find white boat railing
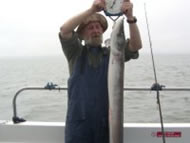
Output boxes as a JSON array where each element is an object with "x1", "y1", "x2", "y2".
[
  {"x1": 0, "y1": 82, "x2": 187, "y2": 143},
  {"x1": 12, "y1": 82, "x2": 190, "y2": 124}
]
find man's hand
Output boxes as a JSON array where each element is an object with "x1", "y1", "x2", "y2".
[
  {"x1": 121, "y1": 0, "x2": 134, "y2": 19},
  {"x1": 91, "y1": 0, "x2": 105, "y2": 13}
]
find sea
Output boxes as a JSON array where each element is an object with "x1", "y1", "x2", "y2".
[{"x1": 0, "y1": 54, "x2": 190, "y2": 123}]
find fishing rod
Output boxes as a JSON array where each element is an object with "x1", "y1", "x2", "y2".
[
  {"x1": 104, "y1": 0, "x2": 166, "y2": 142},
  {"x1": 144, "y1": 3, "x2": 166, "y2": 143}
]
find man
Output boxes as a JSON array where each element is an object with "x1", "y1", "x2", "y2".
[{"x1": 59, "y1": 0, "x2": 142, "y2": 143}]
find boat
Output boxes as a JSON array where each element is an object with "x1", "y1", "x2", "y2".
[
  {"x1": 1, "y1": 120, "x2": 190, "y2": 143},
  {"x1": 1, "y1": 83, "x2": 190, "y2": 143}
]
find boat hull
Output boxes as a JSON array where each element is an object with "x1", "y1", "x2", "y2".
[{"x1": 0, "y1": 121, "x2": 189, "y2": 143}]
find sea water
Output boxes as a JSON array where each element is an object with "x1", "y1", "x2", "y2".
[{"x1": 0, "y1": 54, "x2": 190, "y2": 123}]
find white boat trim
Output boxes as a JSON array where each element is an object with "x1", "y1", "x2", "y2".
[
  {"x1": 1, "y1": 86, "x2": 189, "y2": 143},
  {"x1": 1, "y1": 120, "x2": 190, "y2": 143}
]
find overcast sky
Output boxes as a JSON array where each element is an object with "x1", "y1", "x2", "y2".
[{"x1": 0, "y1": 0, "x2": 190, "y2": 57}]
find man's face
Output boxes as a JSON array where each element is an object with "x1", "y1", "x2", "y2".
[{"x1": 82, "y1": 21, "x2": 104, "y2": 46}]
